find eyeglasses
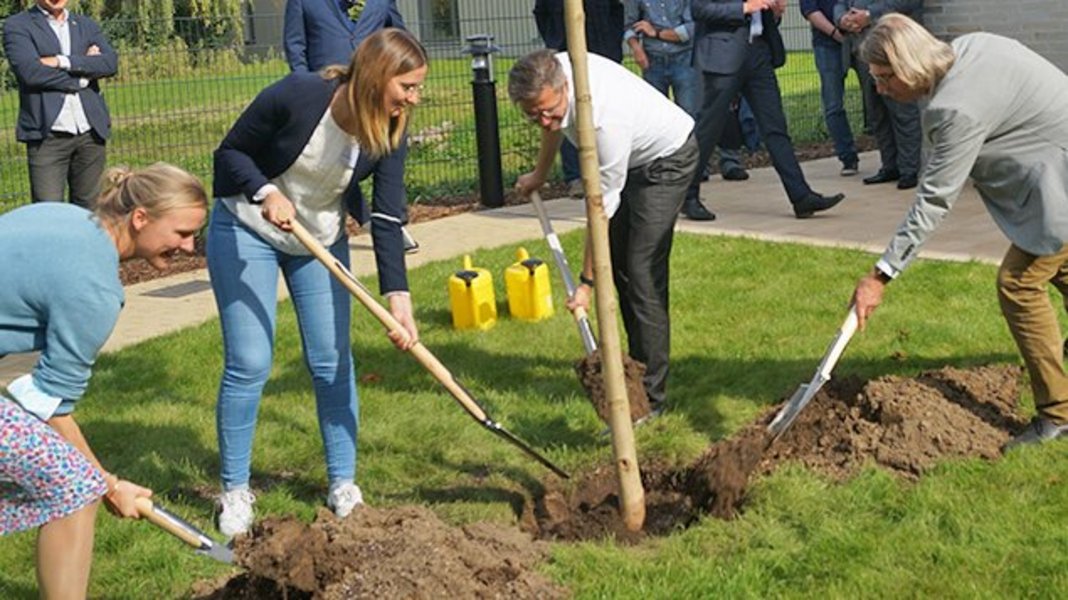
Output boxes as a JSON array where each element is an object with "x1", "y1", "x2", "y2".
[{"x1": 522, "y1": 90, "x2": 567, "y2": 124}]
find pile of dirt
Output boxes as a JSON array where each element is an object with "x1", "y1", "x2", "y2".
[
  {"x1": 574, "y1": 350, "x2": 651, "y2": 423},
  {"x1": 193, "y1": 505, "x2": 567, "y2": 600},
  {"x1": 193, "y1": 364, "x2": 1027, "y2": 596},
  {"x1": 527, "y1": 364, "x2": 1027, "y2": 542}
]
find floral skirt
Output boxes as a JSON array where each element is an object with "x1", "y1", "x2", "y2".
[{"x1": 0, "y1": 398, "x2": 107, "y2": 535}]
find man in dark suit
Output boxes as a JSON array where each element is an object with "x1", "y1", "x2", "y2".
[
  {"x1": 688, "y1": 0, "x2": 844, "y2": 219},
  {"x1": 3, "y1": 0, "x2": 117, "y2": 207},
  {"x1": 284, "y1": 0, "x2": 405, "y2": 72}
]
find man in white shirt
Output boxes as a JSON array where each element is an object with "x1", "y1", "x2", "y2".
[
  {"x1": 3, "y1": 0, "x2": 117, "y2": 207},
  {"x1": 511, "y1": 49, "x2": 697, "y2": 410}
]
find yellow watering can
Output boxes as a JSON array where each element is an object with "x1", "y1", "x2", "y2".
[
  {"x1": 504, "y1": 247, "x2": 554, "y2": 322},
  {"x1": 448, "y1": 254, "x2": 497, "y2": 330}
]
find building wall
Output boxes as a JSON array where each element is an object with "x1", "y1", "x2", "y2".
[{"x1": 919, "y1": 0, "x2": 1068, "y2": 72}]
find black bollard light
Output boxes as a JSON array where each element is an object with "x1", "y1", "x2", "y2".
[{"x1": 464, "y1": 34, "x2": 504, "y2": 208}]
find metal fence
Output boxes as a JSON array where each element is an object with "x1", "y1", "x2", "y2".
[{"x1": 0, "y1": 8, "x2": 863, "y2": 213}]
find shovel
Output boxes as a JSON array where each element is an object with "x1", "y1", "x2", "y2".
[
  {"x1": 287, "y1": 219, "x2": 570, "y2": 479},
  {"x1": 527, "y1": 191, "x2": 652, "y2": 426},
  {"x1": 529, "y1": 190, "x2": 597, "y2": 355},
  {"x1": 768, "y1": 306, "x2": 859, "y2": 441},
  {"x1": 134, "y1": 497, "x2": 233, "y2": 564}
]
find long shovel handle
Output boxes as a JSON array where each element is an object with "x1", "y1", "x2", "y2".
[
  {"x1": 288, "y1": 220, "x2": 569, "y2": 479},
  {"x1": 817, "y1": 306, "x2": 859, "y2": 380},
  {"x1": 529, "y1": 191, "x2": 598, "y2": 355}
]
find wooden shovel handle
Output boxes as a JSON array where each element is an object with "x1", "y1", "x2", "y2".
[{"x1": 287, "y1": 220, "x2": 490, "y2": 423}]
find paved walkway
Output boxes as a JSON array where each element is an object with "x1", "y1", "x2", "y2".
[{"x1": 0, "y1": 151, "x2": 1005, "y2": 386}]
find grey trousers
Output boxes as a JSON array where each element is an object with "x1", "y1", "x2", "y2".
[
  {"x1": 609, "y1": 134, "x2": 698, "y2": 405},
  {"x1": 26, "y1": 132, "x2": 106, "y2": 208},
  {"x1": 856, "y1": 59, "x2": 920, "y2": 177}
]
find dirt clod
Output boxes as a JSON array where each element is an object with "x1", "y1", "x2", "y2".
[{"x1": 575, "y1": 350, "x2": 651, "y2": 423}]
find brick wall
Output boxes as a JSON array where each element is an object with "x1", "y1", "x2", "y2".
[{"x1": 922, "y1": 0, "x2": 1068, "y2": 72}]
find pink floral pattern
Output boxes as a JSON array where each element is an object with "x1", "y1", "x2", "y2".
[{"x1": 0, "y1": 399, "x2": 107, "y2": 535}]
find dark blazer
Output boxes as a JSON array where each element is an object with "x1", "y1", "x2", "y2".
[
  {"x1": 213, "y1": 72, "x2": 409, "y2": 293},
  {"x1": 533, "y1": 0, "x2": 624, "y2": 62},
  {"x1": 284, "y1": 0, "x2": 405, "y2": 72},
  {"x1": 691, "y1": 1, "x2": 785, "y2": 75},
  {"x1": 2, "y1": 8, "x2": 117, "y2": 142}
]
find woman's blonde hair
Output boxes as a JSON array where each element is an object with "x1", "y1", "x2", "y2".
[
  {"x1": 93, "y1": 163, "x2": 207, "y2": 226},
  {"x1": 323, "y1": 28, "x2": 428, "y2": 157},
  {"x1": 859, "y1": 13, "x2": 955, "y2": 92}
]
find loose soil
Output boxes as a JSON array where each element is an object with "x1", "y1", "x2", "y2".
[
  {"x1": 196, "y1": 364, "x2": 1029, "y2": 598},
  {"x1": 525, "y1": 364, "x2": 1027, "y2": 542},
  {"x1": 192, "y1": 506, "x2": 567, "y2": 600},
  {"x1": 575, "y1": 349, "x2": 651, "y2": 423}
]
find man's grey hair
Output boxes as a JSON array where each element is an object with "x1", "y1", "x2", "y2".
[{"x1": 508, "y1": 49, "x2": 567, "y2": 104}]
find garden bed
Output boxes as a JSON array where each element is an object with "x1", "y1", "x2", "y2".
[{"x1": 194, "y1": 363, "x2": 1026, "y2": 598}]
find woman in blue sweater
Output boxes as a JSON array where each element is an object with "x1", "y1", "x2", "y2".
[
  {"x1": 209, "y1": 28, "x2": 427, "y2": 536},
  {"x1": 0, "y1": 163, "x2": 208, "y2": 598}
]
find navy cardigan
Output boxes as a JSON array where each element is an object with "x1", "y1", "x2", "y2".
[{"x1": 213, "y1": 72, "x2": 409, "y2": 293}]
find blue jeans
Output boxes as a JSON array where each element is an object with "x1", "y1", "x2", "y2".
[
  {"x1": 642, "y1": 50, "x2": 701, "y2": 118},
  {"x1": 643, "y1": 50, "x2": 742, "y2": 171},
  {"x1": 813, "y1": 41, "x2": 858, "y2": 166},
  {"x1": 207, "y1": 202, "x2": 358, "y2": 489}
]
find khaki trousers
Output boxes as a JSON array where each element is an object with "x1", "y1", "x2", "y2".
[{"x1": 997, "y1": 243, "x2": 1068, "y2": 424}]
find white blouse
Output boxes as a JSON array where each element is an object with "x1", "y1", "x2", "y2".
[{"x1": 221, "y1": 107, "x2": 359, "y2": 255}]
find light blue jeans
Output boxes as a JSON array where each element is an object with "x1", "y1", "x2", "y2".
[{"x1": 207, "y1": 202, "x2": 358, "y2": 490}]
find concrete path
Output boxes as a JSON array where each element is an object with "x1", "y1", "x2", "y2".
[{"x1": 0, "y1": 151, "x2": 1005, "y2": 386}]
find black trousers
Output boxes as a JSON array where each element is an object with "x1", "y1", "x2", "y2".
[
  {"x1": 688, "y1": 38, "x2": 811, "y2": 204},
  {"x1": 610, "y1": 134, "x2": 698, "y2": 405}
]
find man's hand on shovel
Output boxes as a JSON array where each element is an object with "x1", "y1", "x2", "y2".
[
  {"x1": 566, "y1": 280, "x2": 592, "y2": 314},
  {"x1": 851, "y1": 269, "x2": 888, "y2": 330}
]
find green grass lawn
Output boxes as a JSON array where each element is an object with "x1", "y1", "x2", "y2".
[{"x1": 3, "y1": 231, "x2": 1067, "y2": 598}]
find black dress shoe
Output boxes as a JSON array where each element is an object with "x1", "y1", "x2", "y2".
[
  {"x1": 793, "y1": 192, "x2": 845, "y2": 219},
  {"x1": 863, "y1": 169, "x2": 900, "y2": 185},
  {"x1": 896, "y1": 174, "x2": 918, "y2": 189},
  {"x1": 722, "y1": 166, "x2": 750, "y2": 181},
  {"x1": 683, "y1": 198, "x2": 716, "y2": 221}
]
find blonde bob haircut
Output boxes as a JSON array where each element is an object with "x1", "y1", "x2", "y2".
[
  {"x1": 859, "y1": 13, "x2": 955, "y2": 93},
  {"x1": 94, "y1": 162, "x2": 207, "y2": 227},
  {"x1": 323, "y1": 28, "x2": 428, "y2": 158}
]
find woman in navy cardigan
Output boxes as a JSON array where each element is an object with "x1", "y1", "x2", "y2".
[{"x1": 207, "y1": 28, "x2": 427, "y2": 536}]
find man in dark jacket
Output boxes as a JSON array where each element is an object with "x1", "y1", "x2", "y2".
[
  {"x1": 3, "y1": 0, "x2": 117, "y2": 207},
  {"x1": 688, "y1": 0, "x2": 844, "y2": 219}
]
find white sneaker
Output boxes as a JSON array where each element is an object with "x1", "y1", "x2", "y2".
[
  {"x1": 217, "y1": 488, "x2": 256, "y2": 537},
  {"x1": 327, "y1": 482, "x2": 364, "y2": 518}
]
